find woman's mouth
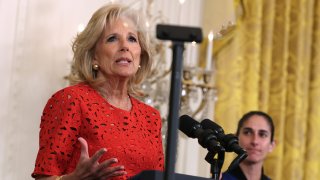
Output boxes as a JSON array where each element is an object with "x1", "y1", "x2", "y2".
[{"x1": 115, "y1": 58, "x2": 132, "y2": 64}]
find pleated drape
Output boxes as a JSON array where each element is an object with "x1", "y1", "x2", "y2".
[{"x1": 209, "y1": 0, "x2": 320, "y2": 179}]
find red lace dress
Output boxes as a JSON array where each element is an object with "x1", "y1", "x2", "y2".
[{"x1": 32, "y1": 83, "x2": 164, "y2": 179}]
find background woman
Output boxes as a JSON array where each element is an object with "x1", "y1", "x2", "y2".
[{"x1": 222, "y1": 111, "x2": 276, "y2": 180}]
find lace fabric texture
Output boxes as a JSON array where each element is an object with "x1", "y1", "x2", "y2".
[{"x1": 32, "y1": 83, "x2": 164, "y2": 180}]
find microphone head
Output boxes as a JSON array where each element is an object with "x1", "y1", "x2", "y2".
[
  {"x1": 179, "y1": 115, "x2": 201, "y2": 138},
  {"x1": 223, "y1": 134, "x2": 247, "y2": 154},
  {"x1": 200, "y1": 119, "x2": 225, "y2": 134}
]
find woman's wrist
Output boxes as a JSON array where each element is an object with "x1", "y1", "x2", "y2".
[
  {"x1": 56, "y1": 172, "x2": 78, "y2": 180},
  {"x1": 56, "y1": 175, "x2": 65, "y2": 180}
]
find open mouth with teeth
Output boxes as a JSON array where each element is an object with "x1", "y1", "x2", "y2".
[{"x1": 115, "y1": 58, "x2": 132, "y2": 64}]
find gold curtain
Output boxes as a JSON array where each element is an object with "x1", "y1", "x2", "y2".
[{"x1": 212, "y1": 0, "x2": 320, "y2": 179}]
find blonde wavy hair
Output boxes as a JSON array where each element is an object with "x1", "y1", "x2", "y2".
[{"x1": 69, "y1": 3, "x2": 152, "y2": 96}]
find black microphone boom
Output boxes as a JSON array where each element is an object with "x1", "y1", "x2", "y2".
[
  {"x1": 200, "y1": 119, "x2": 248, "y2": 172},
  {"x1": 179, "y1": 115, "x2": 224, "y2": 153},
  {"x1": 200, "y1": 119, "x2": 247, "y2": 155}
]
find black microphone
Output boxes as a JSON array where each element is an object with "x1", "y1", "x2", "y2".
[
  {"x1": 200, "y1": 119, "x2": 246, "y2": 155},
  {"x1": 179, "y1": 115, "x2": 225, "y2": 153}
]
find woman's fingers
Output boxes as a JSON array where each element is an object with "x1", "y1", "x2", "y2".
[
  {"x1": 104, "y1": 168, "x2": 127, "y2": 178},
  {"x1": 76, "y1": 137, "x2": 126, "y2": 179},
  {"x1": 97, "y1": 160, "x2": 127, "y2": 178},
  {"x1": 78, "y1": 137, "x2": 107, "y2": 166},
  {"x1": 89, "y1": 147, "x2": 107, "y2": 165},
  {"x1": 78, "y1": 137, "x2": 89, "y2": 159},
  {"x1": 87, "y1": 159, "x2": 126, "y2": 179},
  {"x1": 96, "y1": 158, "x2": 120, "y2": 172}
]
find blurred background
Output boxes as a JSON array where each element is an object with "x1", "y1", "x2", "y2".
[{"x1": 1, "y1": 0, "x2": 320, "y2": 179}]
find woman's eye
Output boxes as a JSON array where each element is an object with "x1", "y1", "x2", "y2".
[
  {"x1": 106, "y1": 36, "x2": 117, "y2": 42},
  {"x1": 128, "y1": 36, "x2": 137, "y2": 42},
  {"x1": 260, "y1": 133, "x2": 268, "y2": 138}
]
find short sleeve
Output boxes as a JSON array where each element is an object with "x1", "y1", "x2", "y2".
[
  {"x1": 32, "y1": 88, "x2": 82, "y2": 177},
  {"x1": 151, "y1": 109, "x2": 164, "y2": 170}
]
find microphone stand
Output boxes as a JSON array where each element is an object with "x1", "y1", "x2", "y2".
[
  {"x1": 226, "y1": 152, "x2": 248, "y2": 173},
  {"x1": 164, "y1": 41, "x2": 185, "y2": 180},
  {"x1": 156, "y1": 24, "x2": 202, "y2": 180},
  {"x1": 205, "y1": 151, "x2": 225, "y2": 180}
]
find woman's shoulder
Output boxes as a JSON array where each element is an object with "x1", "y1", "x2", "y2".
[
  {"x1": 56, "y1": 83, "x2": 92, "y2": 93},
  {"x1": 131, "y1": 97, "x2": 160, "y2": 113},
  {"x1": 221, "y1": 172, "x2": 239, "y2": 180},
  {"x1": 50, "y1": 83, "x2": 95, "y2": 99}
]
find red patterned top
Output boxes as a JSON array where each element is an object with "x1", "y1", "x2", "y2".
[{"x1": 32, "y1": 83, "x2": 164, "y2": 179}]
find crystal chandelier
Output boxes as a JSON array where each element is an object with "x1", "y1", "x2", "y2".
[{"x1": 138, "y1": 1, "x2": 220, "y2": 142}]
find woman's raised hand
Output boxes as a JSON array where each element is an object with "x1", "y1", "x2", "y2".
[{"x1": 67, "y1": 137, "x2": 127, "y2": 180}]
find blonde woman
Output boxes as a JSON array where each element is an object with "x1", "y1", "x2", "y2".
[{"x1": 32, "y1": 3, "x2": 164, "y2": 180}]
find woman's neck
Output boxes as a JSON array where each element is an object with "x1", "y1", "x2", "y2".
[
  {"x1": 239, "y1": 161, "x2": 263, "y2": 180},
  {"x1": 102, "y1": 77, "x2": 128, "y2": 95},
  {"x1": 100, "y1": 79, "x2": 131, "y2": 111}
]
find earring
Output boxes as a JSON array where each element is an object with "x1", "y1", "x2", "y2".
[
  {"x1": 93, "y1": 64, "x2": 99, "y2": 70},
  {"x1": 138, "y1": 65, "x2": 141, "y2": 69}
]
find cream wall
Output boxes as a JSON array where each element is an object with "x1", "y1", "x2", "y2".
[{"x1": 0, "y1": 0, "x2": 234, "y2": 179}]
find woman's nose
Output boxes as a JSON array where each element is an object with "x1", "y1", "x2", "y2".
[
  {"x1": 251, "y1": 134, "x2": 259, "y2": 145},
  {"x1": 120, "y1": 44, "x2": 129, "y2": 51},
  {"x1": 119, "y1": 39, "x2": 129, "y2": 51},
  {"x1": 120, "y1": 46, "x2": 129, "y2": 52}
]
